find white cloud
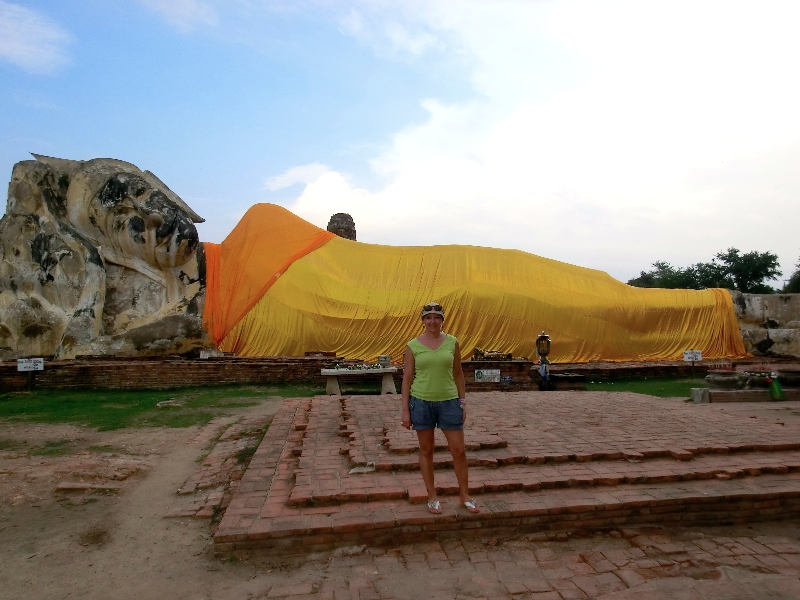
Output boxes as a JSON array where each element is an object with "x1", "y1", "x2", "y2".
[
  {"x1": 139, "y1": 0, "x2": 218, "y2": 32},
  {"x1": 0, "y1": 1, "x2": 71, "y2": 74},
  {"x1": 264, "y1": 163, "x2": 331, "y2": 191},
  {"x1": 384, "y1": 22, "x2": 436, "y2": 56},
  {"x1": 338, "y1": 8, "x2": 364, "y2": 36},
  {"x1": 281, "y1": 0, "x2": 800, "y2": 282},
  {"x1": 335, "y1": 2, "x2": 441, "y2": 61}
]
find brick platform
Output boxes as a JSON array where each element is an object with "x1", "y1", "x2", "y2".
[{"x1": 214, "y1": 392, "x2": 800, "y2": 555}]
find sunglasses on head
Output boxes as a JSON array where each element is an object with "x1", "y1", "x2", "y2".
[{"x1": 422, "y1": 304, "x2": 443, "y2": 312}]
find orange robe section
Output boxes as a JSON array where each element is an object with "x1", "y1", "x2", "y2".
[{"x1": 201, "y1": 204, "x2": 334, "y2": 345}]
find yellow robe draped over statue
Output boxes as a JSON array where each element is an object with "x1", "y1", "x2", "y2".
[{"x1": 202, "y1": 204, "x2": 747, "y2": 363}]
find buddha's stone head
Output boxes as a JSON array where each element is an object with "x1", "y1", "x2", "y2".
[
  {"x1": 57, "y1": 157, "x2": 203, "y2": 269},
  {"x1": 0, "y1": 155, "x2": 208, "y2": 359}
]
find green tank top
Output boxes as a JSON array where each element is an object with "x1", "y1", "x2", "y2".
[{"x1": 408, "y1": 334, "x2": 459, "y2": 401}]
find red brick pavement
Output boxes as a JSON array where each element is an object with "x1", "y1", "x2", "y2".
[
  {"x1": 215, "y1": 393, "x2": 800, "y2": 555},
  {"x1": 179, "y1": 413, "x2": 273, "y2": 495},
  {"x1": 236, "y1": 526, "x2": 800, "y2": 599},
  {"x1": 164, "y1": 413, "x2": 273, "y2": 519}
]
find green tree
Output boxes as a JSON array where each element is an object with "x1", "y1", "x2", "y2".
[
  {"x1": 627, "y1": 248, "x2": 781, "y2": 293},
  {"x1": 784, "y1": 255, "x2": 800, "y2": 293},
  {"x1": 627, "y1": 261, "x2": 698, "y2": 289},
  {"x1": 713, "y1": 248, "x2": 781, "y2": 293}
]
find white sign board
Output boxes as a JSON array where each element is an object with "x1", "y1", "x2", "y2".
[
  {"x1": 475, "y1": 369, "x2": 501, "y2": 383},
  {"x1": 683, "y1": 350, "x2": 702, "y2": 362},
  {"x1": 17, "y1": 358, "x2": 44, "y2": 372}
]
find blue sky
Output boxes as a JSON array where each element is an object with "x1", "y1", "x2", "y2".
[{"x1": 2, "y1": 0, "x2": 799, "y2": 285}]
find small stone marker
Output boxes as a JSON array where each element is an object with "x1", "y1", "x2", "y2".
[{"x1": 475, "y1": 369, "x2": 501, "y2": 383}]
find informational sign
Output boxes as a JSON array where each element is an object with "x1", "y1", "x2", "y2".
[
  {"x1": 475, "y1": 369, "x2": 501, "y2": 383},
  {"x1": 17, "y1": 358, "x2": 44, "y2": 372},
  {"x1": 500, "y1": 375, "x2": 513, "y2": 383},
  {"x1": 683, "y1": 350, "x2": 702, "y2": 362}
]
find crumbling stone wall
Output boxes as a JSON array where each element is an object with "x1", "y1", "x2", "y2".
[{"x1": 731, "y1": 291, "x2": 800, "y2": 357}]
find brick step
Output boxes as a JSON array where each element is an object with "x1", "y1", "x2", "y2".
[
  {"x1": 347, "y1": 440, "x2": 800, "y2": 470},
  {"x1": 214, "y1": 473, "x2": 800, "y2": 555},
  {"x1": 288, "y1": 451, "x2": 800, "y2": 506}
]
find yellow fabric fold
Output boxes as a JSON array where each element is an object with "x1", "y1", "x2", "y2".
[{"x1": 213, "y1": 206, "x2": 747, "y2": 362}]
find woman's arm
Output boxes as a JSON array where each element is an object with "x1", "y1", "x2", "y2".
[
  {"x1": 453, "y1": 340, "x2": 466, "y2": 399},
  {"x1": 453, "y1": 341, "x2": 466, "y2": 422},
  {"x1": 401, "y1": 346, "x2": 414, "y2": 429}
]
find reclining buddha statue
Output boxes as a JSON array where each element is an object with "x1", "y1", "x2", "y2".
[{"x1": 0, "y1": 155, "x2": 747, "y2": 362}]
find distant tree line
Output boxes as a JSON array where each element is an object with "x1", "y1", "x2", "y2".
[
  {"x1": 627, "y1": 248, "x2": 800, "y2": 294},
  {"x1": 786, "y1": 257, "x2": 800, "y2": 293}
]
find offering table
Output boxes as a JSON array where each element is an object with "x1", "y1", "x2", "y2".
[{"x1": 321, "y1": 367, "x2": 398, "y2": 395}]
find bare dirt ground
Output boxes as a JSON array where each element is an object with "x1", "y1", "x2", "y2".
[
  {"x1": 1, "y1": 396, "x2": 800, "y2": 599},
  {"x1": 0, "y1": 398, "x2": 285, "y2": 600}
]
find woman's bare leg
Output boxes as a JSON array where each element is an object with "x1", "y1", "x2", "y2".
[
  {"x1": 416, "y1": 429, "x2": 437, "y2": 500},
  {"x1": 442, "y1": 429, "x2": 471, "y2": 502}
]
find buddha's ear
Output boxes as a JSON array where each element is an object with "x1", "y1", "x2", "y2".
[
  {"x1": 31, "y1": 154, "x2": 84, "y2": 176},
  {"x1": 142, "y1": 170, "x2": 205, "y2": 224}
]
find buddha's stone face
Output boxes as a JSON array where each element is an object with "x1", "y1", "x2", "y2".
[{"x1": 68, "y1": 171, "x2": 199, "y2": 269}]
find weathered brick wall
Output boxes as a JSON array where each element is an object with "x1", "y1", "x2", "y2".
[
  {"x1": 5, "y1": 355, "x2": 797, "y2": 393},
  {"x1": 0, "y1": 356, "x2": 535, "y2": 392},
  {"x1": 547, "y1": 358, "x2": 800, "y2": 380},
  {"x1": 0, "y1": 356, "x2": 350, "y2": 393},
  {"x1": 0, "y1": 357, "x2": 539, "y2": 393}
]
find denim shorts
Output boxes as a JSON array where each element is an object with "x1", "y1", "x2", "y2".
[{"x1": 409, "y1": 396, "x2": 463, "y2": 431}]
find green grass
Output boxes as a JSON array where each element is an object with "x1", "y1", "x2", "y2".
[
  {"x1": 0, "y1": 438, "x2": 25, "y2": 451},
  {"x1": 235, "y1": 444, "x2": 259, "y2": 464},
  {"x1": 30, "y1": 439, "x2": 73, "y2": 456},
  {"x1": 87, "y1": 444, "x2": 128, "y2": 454},
  {"x1": 584, "y1": 376, "x2": 708, "y2": 398},
  {"x1": 0, "y1": 377, "x2": 710, "y2": 430},
  {"x1": 0, "y1": 382, "x2": 325, "y2": 431}
]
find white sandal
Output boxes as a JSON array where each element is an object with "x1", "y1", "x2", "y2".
[
  {"x1": 464, "y1": 500, "x2": 479, "y2": 513},
  {"x1": 427, "y1": 499, "x2": 442, "y2": 514}
]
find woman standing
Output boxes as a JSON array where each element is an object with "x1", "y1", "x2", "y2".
[{"x1": 401, "y1": 302, "x2": 479, "y2": 514}]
